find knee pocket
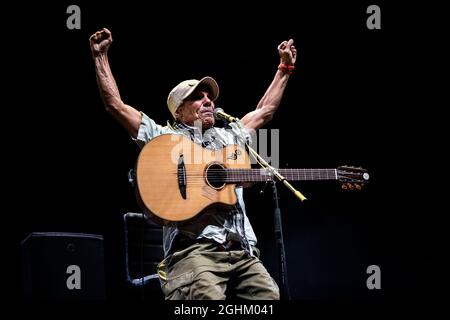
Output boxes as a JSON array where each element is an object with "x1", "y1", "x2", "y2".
[
  {"x1": 166, "y1": 283, "x2": 192, "y2": 300},
  {"x1": 161, "y1": 270, "x2": 194, "y2": 300},
  {"x1": 163, "y1": 271, "x2": 225, "y2": 300}
]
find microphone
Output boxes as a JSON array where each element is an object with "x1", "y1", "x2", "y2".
[{"x1": 213, "y1": 108, "x2": 238, "y2": 122}]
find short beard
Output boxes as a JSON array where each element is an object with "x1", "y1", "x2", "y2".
[{"x1": 202, "y1": 117, "x2": 215, "y2": 130}]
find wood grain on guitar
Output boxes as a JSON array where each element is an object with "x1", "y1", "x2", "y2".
[{"x1": 135, "y1": 134, "x2": 369, "y2": 225}]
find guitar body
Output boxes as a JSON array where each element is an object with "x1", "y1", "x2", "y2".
[
  {"x1": 135, "y1": 134, "x2": 250, "y2": 225},
  {"x1": 135, "y1": 134, "x2": 369, "y2": 225}
]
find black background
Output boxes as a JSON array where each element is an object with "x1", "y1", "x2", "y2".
[{"x1": 4, "y1": 0, "x2": 448, "y2": 314}]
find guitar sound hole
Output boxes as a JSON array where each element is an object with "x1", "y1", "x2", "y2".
[{"x1": 206, "y1": 164, "x2": 226, "y2": 189}]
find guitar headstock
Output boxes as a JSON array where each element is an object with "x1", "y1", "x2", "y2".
[{"x1": 337, "y1": 166, "x2": 370, "y2": 190}]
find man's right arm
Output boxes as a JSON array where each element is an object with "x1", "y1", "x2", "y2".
[{"x1": 90, "y1": 28, "x2": 141, "y2": 138}]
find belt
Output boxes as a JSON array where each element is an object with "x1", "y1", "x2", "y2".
[{"x1": 171, "y1": 237, "x2": 241, "y2": 253}]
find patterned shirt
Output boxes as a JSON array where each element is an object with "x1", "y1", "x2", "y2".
[{"x1": 133, "y1": 112, "x2": 257, "y2": 257}]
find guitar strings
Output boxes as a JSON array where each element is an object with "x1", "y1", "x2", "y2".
[
  {"x1": 147, "y1": 168, "x2": 356, "y2": 185},
  {"x1": 166, "y1": 171, "x2": 338, "y2": 185}
]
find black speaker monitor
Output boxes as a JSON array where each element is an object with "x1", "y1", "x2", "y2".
[{"x1": 21, "y1": 232, "x2": 106, "y2": 300}]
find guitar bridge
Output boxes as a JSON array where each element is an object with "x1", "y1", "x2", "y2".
[{"x1": 177, "y1": 154, "x2": 187, "y2": 199}]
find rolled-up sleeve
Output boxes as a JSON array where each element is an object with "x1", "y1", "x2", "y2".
[{"x1": 132, "y1": 112, "x2": 165, "y2": 149}]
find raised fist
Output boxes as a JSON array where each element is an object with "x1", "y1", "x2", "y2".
[
  {"x1": 89, "y1": 28, "x2": 113, "y2": 57},
  {"x1": 277, "y1": 39, "x2": 297, "y2": 65}
]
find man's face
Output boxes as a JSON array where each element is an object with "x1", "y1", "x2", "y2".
[{"x1": 176, "y1": 88, "x2": 215, "y2": 129}]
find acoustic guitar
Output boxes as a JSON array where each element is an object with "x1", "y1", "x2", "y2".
[{"x1": 135, "y1": 134, "x2": 369, "y2": 225}]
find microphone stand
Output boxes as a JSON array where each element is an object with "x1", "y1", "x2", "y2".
[
  {"x1": 271, "y1": 180, "x2": 291, "y2": 300},
  {"x1": 230, "y1": 118, "x2": 306, "y2": 300}
]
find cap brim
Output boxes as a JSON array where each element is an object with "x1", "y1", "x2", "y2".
[
  {"x1": 183, "y1": 76, "x2": 219, "y2": 102},
  {"x1": 198, "y1": 76, "x2": 219, "y2": 101}
]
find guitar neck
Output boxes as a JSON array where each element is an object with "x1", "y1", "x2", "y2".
[{"x1": 225, "y1": 168, "x2": 337, "y2": 183}]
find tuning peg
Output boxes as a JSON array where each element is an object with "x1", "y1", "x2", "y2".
[
  {"x1": 341, "y1": 184, "x2": 348, "y2": 190},
  {"x1": 348, "y1": 184, "x2": 355, "y2": 190},
  {"x1": 355, "y1": 184, "x2": 362, "y2": 190}
]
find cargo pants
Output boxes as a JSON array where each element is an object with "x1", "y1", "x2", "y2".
[{"x1": 157, "y1": 241, "x2": 280, "y2": 300}]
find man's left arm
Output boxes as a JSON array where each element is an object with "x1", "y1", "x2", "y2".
[{"x1": 241, "y1": 39, "x2": 297, "y2": 131}]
